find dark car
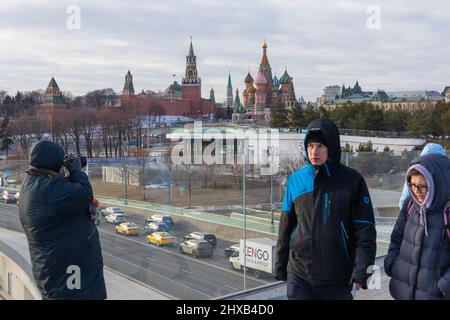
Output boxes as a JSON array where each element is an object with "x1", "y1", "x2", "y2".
[
  {"x1": 184, "y1": 232, "x2": 217, "y2": 248},
  {"x1": 1, "y1": 193, "x2": 17, "y2": 204},
  {"x1": 178, "y1": 239, "x2": 213, "y2": 258},
  {"x1": 144, "y1": 221, "x2": 169, "y2": 234}
]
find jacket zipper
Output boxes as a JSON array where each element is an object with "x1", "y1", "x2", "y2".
[{"x1": 340, "y1": 221, "x2": 352, "y2": 266}]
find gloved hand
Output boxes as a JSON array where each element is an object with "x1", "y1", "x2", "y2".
[{"x1": 66, "y1": 156, "x2": 82, "y2": 173}]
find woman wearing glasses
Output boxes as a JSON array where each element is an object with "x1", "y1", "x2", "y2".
[{"x1": 384, "y1": 152, "x2": 450, "y2": 300}]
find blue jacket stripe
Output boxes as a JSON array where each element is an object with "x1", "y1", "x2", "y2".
[
  {"x1": 340, "y1": 222, "x2": 352, "y2": 265},
  {"x1": 324, "y1": 163, "x2": 331, "y2": 177},
  {"x1": 353, "y1": 219, "x2": 375, "y2": 225}
]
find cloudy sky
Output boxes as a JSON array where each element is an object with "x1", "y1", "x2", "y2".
[{"x1": 0, "y1": 0, "x2": 449, "y2": 102}]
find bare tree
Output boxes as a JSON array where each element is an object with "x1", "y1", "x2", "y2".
[
  {"x1": 66, "y1": 108, "x2": 84, "y2": 155},
  {"x1": 52, "y1": 113, "x2": 71, "y2": 153},
  {"x1": 79, "y1": 108, "x2": 98, "y2": 158},
  {"x1": 10, "y1": 110, "x2": 45, "y2": 156}
]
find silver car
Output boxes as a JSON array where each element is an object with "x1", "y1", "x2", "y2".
[
  {"x1": 178, "y1": 239, "x2": 213, "y2": 258},
  {"x1": 105, "y1": 213, "x2": 126, "y2": 224}
]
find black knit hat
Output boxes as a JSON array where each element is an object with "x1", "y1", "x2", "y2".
[
  {"x1": 306, "y1": 131, "x2": 327, "y2": 148},
  {"x1": 30, "y1": 140, "x2": 65, "y2": 172}
]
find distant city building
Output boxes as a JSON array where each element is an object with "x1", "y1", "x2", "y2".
[
  {"x1": 319, "y1": 81, "x2": 444, "y2": 110},
  {"x1": 120, "y1": 39, "x2": 214, "y2": 118},
  {"x1": 442, "y1": 86, "x2": 450, "y2": 103},
  {"x1": 319, "y1": 85, "x2": 341, "y2": 105},
  {"x1": 233, "y1": 42, "x2": 300, "y2": 124}
]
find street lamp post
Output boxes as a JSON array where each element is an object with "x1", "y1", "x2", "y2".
[
  {"x1": 168, "y1": 168, "x2": 172, "y2": 205},
  {"x1": 242, "y1": 140, "x2": 248, "y2": 291},
  {"x1": 268, "y1": 146, "x2": 276, "y2": 226},
  {"x1": 188, "y1": 164, "x2": 192, "y2": 209},
  {"x1": 123, "y1": 137, "x2": 128, "y2": 205}
]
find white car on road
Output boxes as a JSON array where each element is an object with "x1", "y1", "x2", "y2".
[
  {"x1": 105, "y1": 212, "x2": 127, "y2": 224},
  {"x1": 101, "y1": 207, "x2": 124, "y2": 217}
]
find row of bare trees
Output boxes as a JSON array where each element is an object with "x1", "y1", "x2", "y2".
[{"x1": 4, "y1": 102, "x2": 166, "y2": 158}]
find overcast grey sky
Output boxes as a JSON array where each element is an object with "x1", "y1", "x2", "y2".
[{"x1": 0, "y1": 0, "x2": 449, "y2": 102}]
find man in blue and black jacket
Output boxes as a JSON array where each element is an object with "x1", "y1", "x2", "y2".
[{"x1": 275, "y1": 118, "x2": 377, "y2": 300}]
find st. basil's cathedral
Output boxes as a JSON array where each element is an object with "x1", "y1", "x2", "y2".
[{"x1": 232, "y1": 42, "x2": 299, "y2": 123}]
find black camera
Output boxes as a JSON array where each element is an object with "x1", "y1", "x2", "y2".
[{"x1": 63, "y1": 154, "x2": 87, "y2": 169}]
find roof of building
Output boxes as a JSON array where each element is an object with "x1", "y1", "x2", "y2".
[
  {"x1": 227, "y1": 74, "x2": 232, "y2": 88},
  {"x1": 47, "y1": 77, "x2": 59, "y2": 89},
  {"x1": 371, "y1": 90, "x2": 390, "y2": 102},
  {"x1": 254, "y1": 71, "x2": 267, "y2": 85},
  {"x1": 244, "y1": 72, "x2": 254, "y2": 84},
  {"x1": 279, "y1": 69, "x2": 292, "y2": 85},
  {"x1": 260, "y1": 42, "x2": 269, "y2": 66},
  {"x1": 387, "y1": 91, "x2": 441, "y2": 98},
  {"x1": 273, "y1": 75, "x2": 280, "y2": 87},
  {"x1": 188, "y1": 39, "x2": 195, "y2": 57},
  {"x1": 247, "y1": 85, "x2": 256, "y2": 93},
  {"x1": 162, "y1": 81, "x2": 183, "y2": 97}
]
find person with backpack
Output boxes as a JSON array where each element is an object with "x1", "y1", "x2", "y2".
[{"x1": 384, "y1": 153, "x2": 450, "y2": 300}]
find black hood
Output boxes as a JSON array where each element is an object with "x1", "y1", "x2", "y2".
[
  {"x1": 304, "y1": 118, "x2": 341, "y2": 166},
  {"x1": 29, "y1": 140, "x2": 65, "y2": 172},
  {"x1": 409, "y1": 153, "x2": 450, "y2": 211}
]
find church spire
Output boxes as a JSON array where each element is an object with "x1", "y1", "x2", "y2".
[
  {"x1": 234, "y1": 88, "x2": 241, "y2": 105},
  {"x1": 260, "y1": 41, "x2": 270, "y2": 67},
  {"x1": 123, "y1": 70, "x2": 135, "y2": 96},
  {"x1": 188, "y1": 36, "x2": 195, "y2": 57},
  {"x1": 226, "y1": 73, "x2": 233, "y2": 108},
  {"x1": 209, "y1": 88, "x2": 215, "y2": 103},
  {"x1": 182, "y1": 38, "x2": 200, "y2": 85}
]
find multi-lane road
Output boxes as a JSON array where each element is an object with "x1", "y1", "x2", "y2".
[{"x1": 0, "y1": 202, "x2": 274, "y2": 299}]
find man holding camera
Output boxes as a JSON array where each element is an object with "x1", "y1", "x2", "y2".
[{"x1": 19, "y1": 140, "x2": 107, "y2": 300}]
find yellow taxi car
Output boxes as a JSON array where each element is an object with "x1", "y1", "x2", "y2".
[
  {"x1": 115, "y1": 222, "x2": 140, "y2": 236},
  {"x1": 146, "y1": 232, "x2": 175, "y2": 246}
]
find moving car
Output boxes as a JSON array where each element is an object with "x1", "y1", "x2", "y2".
[
  {"x1": 101, "y1": 207, "x2": 124, "y2": 217},
  {"x1": 146, "y1": 232, "x2": 175, "y2": 246},
  {"x1": 105, "y1": 212, "x2": 127, "y2": 224},
  {"x1": 116, "y1": 222, "x2": 140, "y2": 236},
  {"x1": 178, "y1": 239, "x2": 213, "y2": 258},
  {"x1": 149, "y1": 214, "x2": 174, "y2": 229},
  {"x1": 224, "y1": 243, "x2": 240, "y2": 258},
  {"x1": 184, "y1": 232, "x2": 217, "y2": 248},
  {"x1": 1, "y1": 192, "x2": 17, "y2": 204},
  {"x1": 144, "y1": 221, "x2": 169, "y2": 234}
]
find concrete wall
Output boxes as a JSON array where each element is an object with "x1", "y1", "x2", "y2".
[
  {"x1": 0, "y1": 240, "x2": 41, "y2": 300},
  {"x1": 102, "y1": 166, "x2": 141, "y2": 186}
]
